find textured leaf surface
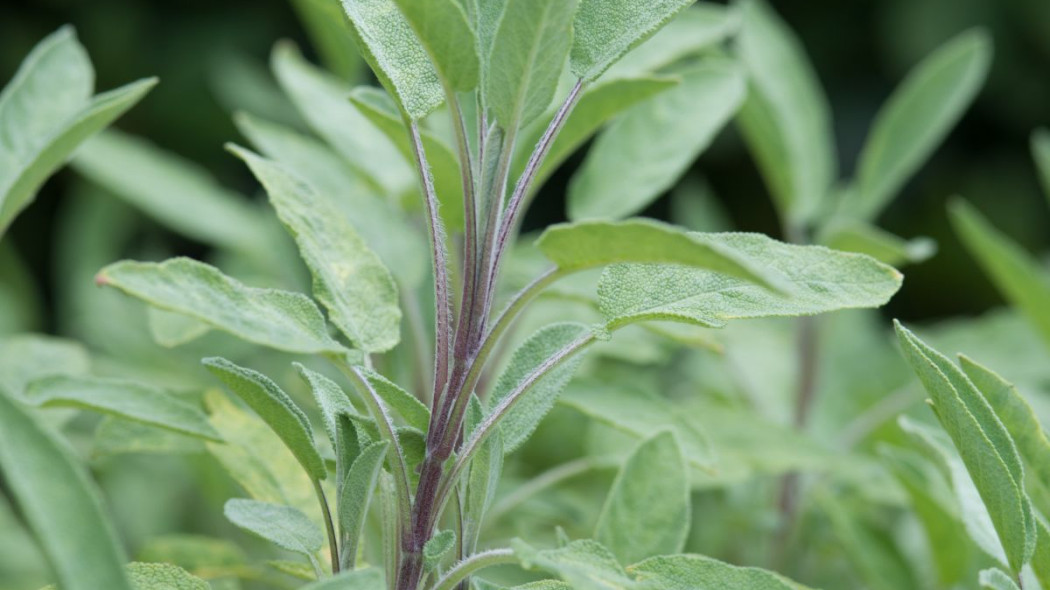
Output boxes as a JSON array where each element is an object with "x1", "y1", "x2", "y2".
[
  {"x1": 568, "y1": 61, "x2": 744, "y2": 221},
  {"x1": 126, "y1": 562, "x2": 209, "y2": 590},
  {"x1": 979, "y1": 569, "x2": 1021, "y2": 590},
  {"x1": 463, "y1": 395, "x2": 503, "y2": 550},
  {"x1": 393, "y1": 0, "x2": 478, "y2": 91},
  {"x1": 0, "y1": 393, "x2": 132, "y2": 590},
  {"x1": 98, "y1": 257, "x2": 344, "y2": 354},
  {"x1": 571, "y1": 0, "x2": 694, "y2": 81},
  {"x1": 93, "y1": 417, "x2": 205, "y2": 457},
  {"x1": 821, "y1": 221, "x2": 936, "y2": 267},
  {"x1": 26, "y1": 375, "x2": 220, "y2": 441},
  {"x1": 224, "y1": 499, "x2": 324, "y2": 558},
  {"x1": 630, "y1": 554, "x2": 813, "y2": 589},
  {"x1": 594, "y1": 431, "x2": 689, "y2": 564},
  {"x1": 360, "y1": 368, "x2": 430, "y2": 431},
  {"x1": 512, "y1": 539, "x2": 637, "y2": 590},
  {"x1": 847, "y1": 30, "x2": 991, "y2": 220},
  {"x1": 147, "y1": 308, "x2": 211, "y2": 348},
  {"x1": 599, "y1": 233, "x2": 902, "y2": 329},
  {"x1": 295, "y1": 364, "x2": 360, "y2": 450},
  {"x1": 300, "y1": 568, "x2": 384, "y2": 589},
  {"x1": 338, "y1": 441, "x2": 388, "y2": 568},
  {"x1": 204, "y1": 357, "x2": 327, "y2": 481},
  {"x1": 0, "y1": 334, "x2": 89, "y2": 401},
  {"x1": 423, "y1": 529, "x2": 455, "y2": 571}
]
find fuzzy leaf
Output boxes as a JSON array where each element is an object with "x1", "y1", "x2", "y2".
[
  {"x1": 846, "y1": 30, "x2": 991, "y2": 220},
  {"x1": 0, "y1": 393, "x2": 132, "y2": 590},
  {"x1": 393, "y1": 0, "x2": 479, "y2": 91},
  {"x1": 300, "y1": 568, "x2": 384, "y2": 589},
  {"x1": 1034, "y1": 129, "x2": 1050, "y2": 205},
  {"x1": 360, "y1": 368, "x2": 430, "y2": 431},
  {"x1": 290, "y1": 0, "x2": 364, "y2": 80},
  {"x1": 338, "y1": 441, "x2": 388, "y2": 569},
  {"x1": 295, "y1": 364, "x2": 361, "y2": 450},
  {"x1": 93, "y1": 417, "x2": 205, "y2": 457},
  {"x1": 979, "y1": 569, "x2": 1021, "y2": 590},
  {"x1": 595, "y1": 431, "x2": 689, "y2": 564},
  {"x1": 340, "y1": 0, "x2": 445, "y2": 119},
  {"x1": 147, "y1": 308, "x2": 211, "y2": 348},
  {"x1": 599, "y1": 233, "x2": 902, "y2": 330},
  {"x1": 568, "y1": 61, "x2": 744, "y2": 221},
  {"x1": 735, "y1": 0, "x2": 835, "y2": 224},
  {"x1": 512, "y1": 539, "x2": 637, "y2": 590},
  {"x1": 98, "y1": 257, "x2": 345, "y2": 354},
  {"x1": 463, "y1": 395, "x2": 503, "y2": 551},
  {"x1": 25, "y1": 376, "x2": 221, "y2": 441},
  {"x1": 224, "y1": 499, "x2": 324, "y2": 559},
  {"x1": 571, "y1": 0, "x2": 695, "y2": 81},
  {"x1": 204, "y1": 357, "x2": 327, "y2": 481},
  {"x1": 0, "y1": 334, "x2": 89, "y2": 401},
  {"x1": 125, "y1": 562, "x2": 209, "y2": 590},
  {"x1": 486, "y1": 0, "x2": 577, "y2": 130},
  {"x1": 423, "y1": 529, "x2": 456, "y2": 572},
  {"x1": 629, "y1": 554, "x2": 814, "y2": 589},
  {"x1": 821, "y1": 221, "x2": 936, "y2": 267}
]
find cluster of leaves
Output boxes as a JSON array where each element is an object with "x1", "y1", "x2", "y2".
[{"x1": 1, "y1": 1, "x2": 1048, "y2": 590}]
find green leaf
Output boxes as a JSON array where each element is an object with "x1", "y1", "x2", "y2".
[
  {"x1": 125, "y1": 562, "x2": 209, "y2": 590},
  {"x1": 204, "y1": 357, "x2": 327, "y2": 481},
  {"x1": 820, "y1": 221, "x2": 936, "y2": 267},
  {"x1": 486, "y1": 0, "x2": 577, "y2": 131},
  {"x1": 72, "y1": 131, "x2": 269, "y2": 252},
  {"x1": 599, "y1": 233, "x2": 902, "y2": 330},
  {"x1": 594, "y1": 431, "x2": 689, "y2": 564},
  {"x1": 25, "y1": 375, "x2": 221, "y2": 441},
  {"x1": 138, "y1": 534, "x2": 247, "y2": 577},
  {"x1": 735, "y1": 0, "x2": 835, "y2": 225},
  {"x1": 895, "y1": 323, "x2": 1036, "y2": 573},
  {"x1": 0, "y1": 334, "x2": 89, "y2": 401},
  {"x1": 846, "y1": 30, "x2": 992, "y2": 220},
  {"x1": 393, "y1": 0, "x2": 479, "y2": 91},
  {"x1": 340, "y1": 0, "x2": 445, "y2": 119},
  {"x1": 949, "y1": 199, "x2": 1050, "y2": 349},
  {"x1": 93, "y1": 417, "x2": 205, "y2": 457},
  {"x1": 571, "y1": 0, "x2": 695, "y2": 81},
  {"x1": 295, "y1": 364, "x2": 361, "y2": 450},
  {"x1": 1033, "y1": 128, "x2": 1050, "y2": 205},
  {"x1": 98, "y1": 257, "x2": 345, "y2": 354},
  {"x1": 423, "y1": 529, "x2": 456, "y2": 572},
  {"x1": 463, "y1": 395, "x2": 503, "y2": 552},
  {"x1": 629, "y1": 554, "x2": 815, "y2": 589},
  {"x1": 231, "y1": 145, "x2": 402, "y2": 352},
  {"x1": 1033, "y1": 521, "x2": 1050, "y2": 590},
  {"x1": 512, "y1": 539, "x2": 638, "y2": 590},
  {"x1": 979, "y1": 569, "x2": 1021, "y2": 590},
  {"x1": 0, "y1": 27, "x2": 155, "y2": 236},
  {"x1": 568, "y1": 61, "x2": 744, "y2": 221},
  {"x1": 147, "y1": 308, "x2": 211, "y2": 348},
  {"x1": 360, "y1": 368, "x2": 431, "y2": 431},
  {"x1": 338, "y1": 441, "x2": 388, "y2": 569},
  {"x1": 224, "y1": 499, "x2": 324, "y2": 563},
  {"x1": 300, "y1": 568, "x2": 384, "y2": 589},
  {"x1": 290, "y1": 0, "x2": 364, "y2": 80},
  {"x1": 0, "y1": 393, "x2": 132, "y2": 590},
  {"x1": 489, "y1": 323, "x2": 591, "y2": 453}
]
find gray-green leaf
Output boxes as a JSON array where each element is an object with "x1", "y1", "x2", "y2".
[
  {"x1": 463, "y1": 395, "x2": 503, "y2": 551},
  {"x1": 360, "y1": 368, "x2": 431, "y2": 431},
  {"x1": 338, "y1": 441, "x2": 388, "y2": 569},
  {"x1": 295, "y1": 364, "x2": 361, "y2": 450},
  {"x1": 979, "y1": 569, "x2": 1021, "y2": 590},
  {"x1": 300, "y1": 568, "x2": 384, "y2": 589},
  {"x1": 393, "y1": 0, "x2": 479, "y2": 91},
  {"x1": 0, "y1": 334, "x2": 89, "y2": 401},
  {"x1": 571, "y1": 0, "x2": 695, "y2": 81},
  {"x1": 224, "y1": 498, "x2": 324, "y2": 560},
  {"x1": 512, "y1": 539, "x2": 638, "y2": 590},
  {"x1": 125, "y1": 562, "x2": 210, "y2": 590},
  {"x1": 424, "y1": 529, "x2": 456, "y2": 571},
  {"x1": 820, "y1": 220, "x2": 936, "y2": 267},
  {"x1": 629, "y1": 554, "x2": 814, "y2": 589}
]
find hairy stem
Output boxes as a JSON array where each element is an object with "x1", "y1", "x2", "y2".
[
  {"x1": 431, "y1": 549, "x2": 516, "y2": 590},
  {"x1": 314, "y1": 480, "x2": 340, "y2": 575}
]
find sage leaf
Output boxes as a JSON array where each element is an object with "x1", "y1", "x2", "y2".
[
  {"x1": 93, "y1": 417, "x2": 206, "y2": 458},
  {"x1": 338, "y1": 441, "x2": 388, "y2": 569},
  {"x1": 735, "y1": 0, "x2": 835, "y2": 225},
  {"x1": 1034, "y1": 128, "x2": 1050, "y2": 204},
  {"x1": 599, "y1": 234, "x2": 902, "y2": 330},
  {"x1": 204, "y1": 357, "x2": 328, "y2": 481},
  {"x1": 423, "y1": 529, "x2": 456, "y2": 571},
  {"x1": 486, "y1": 0, "x2": 577, "y2": 131},
  {"x1": 147, "y1": 308, "x2": 211, "y2": 348},
  {"x1": 340, "y1": 0, "x2": 445, "y2": 119},
  {"x1": 295, "y1": 364, "x2": 361, "y2": 450},
  {"x1": 224, "y1": 499, "x2": 324, "y2": 562},
  {"x1": 594, "y1": 431, "x2": 689, "y2": 564},
  {"x1": 125, "y1": 562, "x2": 209, "y2": 590},
  {"x1": 0, "y1": 27, "x2": 155, "y2": 236},
  {"x1": 895, "y1": 323, "x2": 1036, "y2": 573},
  {"x1": 0, "y1": 393, "x2": 132, "y2": 590},
  {"x1": 568, "y1": 61, "x2": 745, "y2": 221},
  {"x1": 360, "y1": 368, "x2": 430, "y2": 431},
  {"x1": 980, "y1": 569, "x2": 1021, "y2": 590},
  {"x1": 300, "y1": 568, "x2": 384, "y2": 589},
  {"x1": 512, "y1": 539, "x2": 638, "y2": 590},
  {"x1": 232, "y1": 145, "x2": 402, "y2": 352},
  {"x1": 463, "y1": 395, "x2": 503, "y2": 551},
  {"x1": 949, "y1": 199, "x2": 1050, "y2": 349},
  {"x1": 393, "y1": 0, "x2": 479, "y2": 91},
  {"x1": 629, "y1": 554, "x2": 815, "y2": 589},
  {"x1": 291, "y1": 0, "x2": 364, "y2": 80},
  {"x1": 570, "y1": 0, "x2": 695, "y2": 82},
  {"x1": 98, "y1": 257, "x2": 345, "y2": 354},
  {"x1": 488, "y1": 322, "x2": 591, "y2": 453},
  {"x1": 820, "y1": 221, "x2": 936, "y2": 267},
  {"x1": 0, "y1": 334, "x2": 89, "y2": 401},
  {"x1": 25, "y1": 375, "x2": 221, "y2": 442},
  {"x1": 846, "y1": 30, "x2": 992, "y2": 220}
]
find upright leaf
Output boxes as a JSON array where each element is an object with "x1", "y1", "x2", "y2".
[
  {"x1": 629, "y1": 554, "x2": 815, "y2": 589},
  {"x1": 1033, "y1": 128, "x2": 1050, "y2": 205},
  {"x1": 846, "y1": 30, "x2": 992, "y2": 220},
  {"x1": 571, "y1": 0, "x2": 695, "y2": 81},
  {"x1": 594, "y1": 431, "x2": 689, "y2": 564},
  {"x1": 512, "y1": 539, "x2": 638, "y2": 590},
  {"x1": 980, "y1": 569, "x2": 1022, "y2": 590},
  {"x1": 338, "y1": 441, "x2": 388, "y2": 569},
  {"x1": 568, "y1": 61, "x2": 745, "y2": 220},
  {"x1": 423, "y1": 529, "x2": 456, "y2": 571},
  {"x1": 393, "y1": 0, "x2": 479, "y2": 91},
  {"x1": 224, "y1": 499, "x2": 324, "y2": 565},
  {"x1": 98, "y1": 257, "x2": 345, "y2": 354},
  {"x1": 291, "y1": 0, "x2": 364, "y2": 80},
  {"x1": 463, "y1": 395, "x2": 503, "y2": 552},
  {"x1": 295, "y1": 364, "x2": 361, "y2": 448},
  {"x1": 360, "y1": 368, "x2": 430, "y2": 431},
  {"x1": 204, "y1": 357, "x2": 328, "y2": 481},
  {"x1": 0, "y1": 394, "x2": 132, "y2": 590}
]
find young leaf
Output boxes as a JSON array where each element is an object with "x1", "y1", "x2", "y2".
[
  {"x1": 360, "y1": 368, "x2": 431, "y2": 431},
  {"x1": 338, "y1": 441, "x2": 388, "y2": 569},
  {"x1": 25, "y1": 375, "x2": 221, "y2": 441},
  {"x1": 979, "y1": 569, "x2": 1021, "y2": 590},
  {"x1": 204, "y1": 357, "x2": 328, "y2": 481},
  {"x1": 486, "y1": 0, "x2": 578, "y2": 131},
  {"x1": 231, "y1": 146, "x2": 402, "y2": 352},
  {"x1": 340, "y1": 0, "x2": 445, "y2": 119},
  {"x1": 1033, "y1": 128, "x2": 1050, "y2": 205},
  {"x1": 895, "y1": 323, "x2": 1036, "y2": 573},
  {"x1": 820, "y1": 221, "x2": 936, "y2": 267},
  {"x1": 463, "y1": 395, "x2": 503, "y2": 551},
  {"x1": 846, "y1": 30, "x2": 991, "y2": 221},
  {"x1": 512, "y1": 539, "x2": 637, "y2": 590},
  {"x1": 594, "y1": 431, "x2": 689, "y2": 565},
  {"x1": 0, "y1": 393, "x2": 132, "y2": 590},
  {"x1": 97, "y1": 257, "x2": 345, "y2": 354},
  {"x1": 488, "y1": 323, "x2": 591, "y2": 453},
  {"x1": 0, "y1": 334, "x2": 89, "y2": 401},
  {"x1": 629, "y1": 554, "x2": 815, "y2": 589},
  {"x1": 295, "y1": 364, "x2": 361, "y2": 449},
  {"x1": 570, "y1": 0, "x2": 695, "y2": 81},
  {"x1": 124, "y1": 562, "x2": 210, "y2": 590},
  {"x1": 568, "y1": 61, "x2": 745, "y2": 221},
  {"x1": 224, "y1": 499, "x2": 324, "y2": 563},
  {"x1": 735, "y1": 0, "x2": 836, "y2": 225},
  {"x1": 598, "y1": 234, "x2": 902, "y2": 330},
  {"x1": 949, "y1": 199, "x2": 1050, "y2": 349},
  {"x1": 392, "y1": 0, "x2": 479, "y2": 91},
  {"x1": 424, "y1": 529, "x2": 456, "y2": 571}
]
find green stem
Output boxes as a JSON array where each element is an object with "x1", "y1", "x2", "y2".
[
  {"x1": 430, "y1": 549, "x2": 516, "y2": 590},
  {"x1": 314, "y1": 479, "x2": 340, "y2": 575}
]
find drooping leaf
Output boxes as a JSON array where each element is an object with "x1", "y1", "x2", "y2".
[
  {"x1": 338, "y1": 441, "x2": 388, "y2": 569},
  {"x1": 594, "y1": 431, "x2": 689, "y2": 564},
  {"x1": 125, "y1": 562, "x2": 210, "y2": 590},
  {"x1": 360, "y1": 368, "x2": 431, "y2": 431},
  {"x1": 488, "y1": 323, "x2": 591, "y2": 453},
  {"x1": 821, "y1": 221, "x2": 936, "y2": 267},
  {"x1": 630, "y1": 554, "x2": 815, "y2": 589},
  {"x1": 512, "y1": 539, "x2": 638, "y2": 590},
  {"x1": 979, "y1": 569, "x2": 1022, "y2": 590},
  {"x1": 25, "y1": 375, "x2": 221, "y2": 441},
  {"x1": 300, "y1": 568, "x2": 384, "y2": 589},
  {"x1": 393, "y1": 0, "x2": 479, "y2": 91},
  {"x1": 0, "y1": 393, "x2": 132, "y2": 590},
  {"x1": 423, "y1": 529, "x2": 456, "y2": 572},
  {"x1": 340, "y1": 0, "x2": 445, "y2": 119},
  {"x1": 290, "y1": 0, "x2": 364, "y2": 80},
  {"x1": 599, "y1": 233, "x2": 902, "y2": 330},
  {"x1": 846, "y1": 30, "x2": 992, "y2": 220},
  {"x1": 0, "y1": 334, "x2": 89, "y2": 401},
  {"x1": 224, "y1": 499, "x2": 324, "y2": 564},
  {"x1": 147, "y1": 308, "x2": 212, "y2": 348},
  {"x1": 486, "y1": 0, "x2": 577, "y2": 131},
  {"x1": 570, "y1": 0, "x2": 695, "y2": 81},
  {"x1": 735, "y1": 0, "x2": 836, "y2": 225},
  {"x1": 204, "y1": 357, "x2": 327, "y2": 481},
  {"x1": 568, "y1": 61, "x2": 744, "y2": 221},
  {"x1": 1033, "y1": 128, "x2": 1050, "y2": 205},
  {"x1": 98, "y1": 257, "x2": 345, "y2": 354}
]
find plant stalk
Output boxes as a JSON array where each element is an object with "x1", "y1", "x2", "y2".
[{"x1": 313, "y1": 480, "x2": 340, "y2": 575}]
